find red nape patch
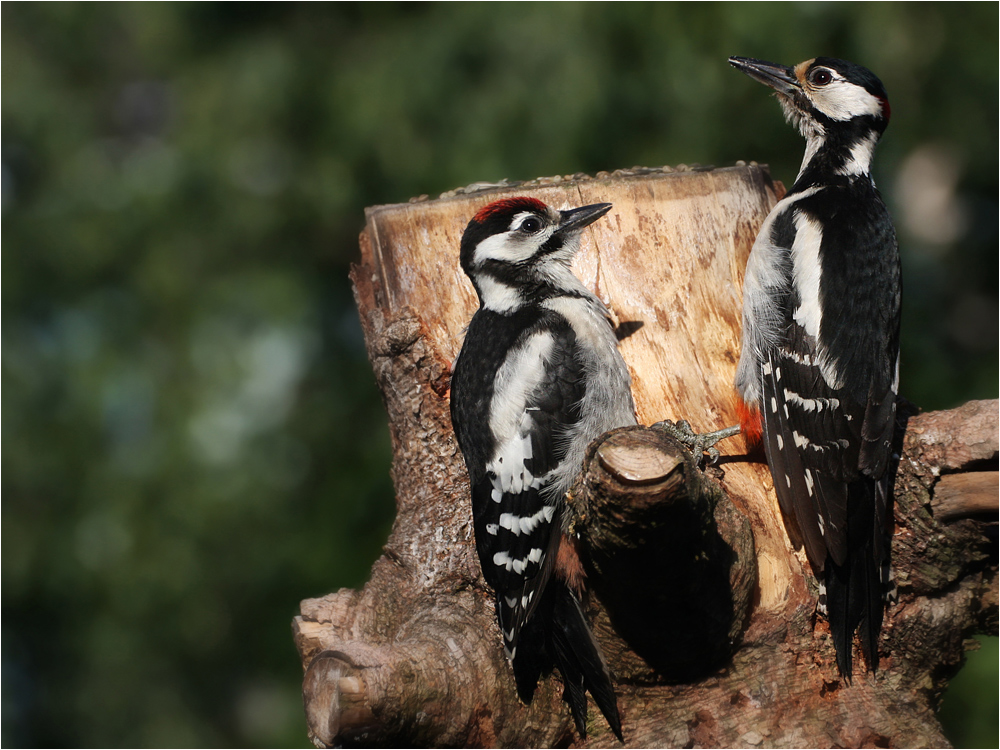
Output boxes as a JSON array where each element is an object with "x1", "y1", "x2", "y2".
[
  {"x1": 879, "y1": 96, "x2": 891, "y2": 121},
  {"x1": 472, "y1": 196, "x2": 548, "y2": 224},
  {"x1": 736, "y1": 395, "x2": 763, "y2": 449}
]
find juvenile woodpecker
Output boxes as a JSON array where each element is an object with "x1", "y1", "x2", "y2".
[
  {"x1": 450, "y1": 197, "x2": 635, "y2": 740},
  {"x1": 729, "y1": 56, "x2": 901, "y2": 677}
]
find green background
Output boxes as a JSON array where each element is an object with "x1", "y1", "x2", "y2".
[{"x1": 3, "y1": 3, "x2": 996, "y2": 747}]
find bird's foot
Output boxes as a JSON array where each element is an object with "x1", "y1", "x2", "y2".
[{"x1": 652, "y1": 420, "x2": 740, "y2": 466}]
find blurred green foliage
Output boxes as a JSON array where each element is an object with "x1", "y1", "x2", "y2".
[{"x1": 2, "y1": 3, "x2": 996, "y2": 747}]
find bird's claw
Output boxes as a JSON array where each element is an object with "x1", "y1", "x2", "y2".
[{"x1": 652, "y1": 419, "x2": 739, "y2": 467}]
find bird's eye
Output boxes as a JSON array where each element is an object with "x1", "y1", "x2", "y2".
[
  {"x1": 811, "y1": 69, "x2": 833, "y2": 86},
  {"x1": 519, "y1": 217, "x2": 542, "y2": 233}
]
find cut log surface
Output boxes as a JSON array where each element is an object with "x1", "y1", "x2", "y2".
[{"x1": 295, "y1": 166, "x2": 998, "y2": 749}]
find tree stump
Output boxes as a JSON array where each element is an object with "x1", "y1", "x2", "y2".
[{"x1": 293, "y1": 165, "x2": 998, "y2": 748}]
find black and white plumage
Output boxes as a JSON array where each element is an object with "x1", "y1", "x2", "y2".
[
  {"x1": 730, "y1": 57, "x2": 901, "y2": 677},
  {"x1": 450, "y1": 196, "x2": 635, "y2": 739}
]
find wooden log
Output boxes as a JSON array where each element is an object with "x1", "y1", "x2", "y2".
[
  {"x1": 569, "y1": 426, "x2": 756, "y2": 681},
  {"x1": 294, "y1": 166, "x2": 998, "y2": 748},
  {"x1": 932, "y1": 472, "x2": 999, "y2": 521},
  {"x1": 363, "y1": 164, "x2": 800, "y2": 611}
]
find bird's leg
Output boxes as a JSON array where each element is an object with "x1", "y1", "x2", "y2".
[{"x1": 652, "y1": 420, "x2": 741, "y2": 466}]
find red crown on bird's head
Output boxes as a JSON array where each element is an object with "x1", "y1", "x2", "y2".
[{"x1": 472, "y1": 197, "x2": 548, "y2": 224}]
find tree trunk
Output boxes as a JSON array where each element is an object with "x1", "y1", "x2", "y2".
[{"x1": 293, "y1": 165, "x2": 998, "y2": 748}]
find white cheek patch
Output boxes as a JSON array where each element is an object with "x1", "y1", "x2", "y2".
[
  {"x1": 473, "y1": 223, "x2": 556, "y2": 265},
  {"x1": 812, "y1": 80, "x2": 884, "y2": 122},
  {"x1": 473, "y1": 231, "x2": 535, "y2": 264}
]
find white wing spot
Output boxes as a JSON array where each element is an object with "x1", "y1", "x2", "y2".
[
  {"x1": 522, "y1": 505, "x2": 555, "y2": 534},
  {"x1": 780, "y1": 349, "x2": 815, "y2": 366},
  {"x1": 485, "y1": 523, "x2": 499, "y2": 535},
  {"x1": 770, "y1": 397, "x2": 778, "y2": 413},
  {"x1": 776, "y1": 434, "x2": 784, "y2": 450},
  {"x1": 499, "y1": 513, "x2": 521, "y2": 536},
  {"x1": 804, "y1": 468, "x2": 815, "y2": 497},
  {"x1": 497, "y1": 506, "x2": 554, "y2": 537},
  {"x1": 784, "y1": 389, "x2": 840, "y2": 413}
]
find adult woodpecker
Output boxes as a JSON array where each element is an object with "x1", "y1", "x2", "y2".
[
  {"x1": 450, "y1": 196, "x2": 635, "y2": 740},
  {"x1": 729, "y1": 56, "x2": 901, "y2": 677}
]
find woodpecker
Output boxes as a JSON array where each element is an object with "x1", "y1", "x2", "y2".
[
  {"x1": 729, "y1": 56, "x2": 901, "y2": 677},
  {"x1": 450, "y1": 196, "x2": 635, "y2": 740}
]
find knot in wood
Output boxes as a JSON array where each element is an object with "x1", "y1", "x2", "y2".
[{"x1": 375, "y1": 311, "x2": 422, "y2": 358}]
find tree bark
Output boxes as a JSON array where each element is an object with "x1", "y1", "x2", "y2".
[{"x1": 294, "y1": 165, "x2": 998, "y2": 748}]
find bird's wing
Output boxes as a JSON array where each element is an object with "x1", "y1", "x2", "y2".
[
  {"x1": 760, "y1": 208, "x2": 899, "y2": 571},
  {"x1": 471, "y1": 323, "x2": 585, "y2": 658},
  {"x1": 762, "y1": 330, "x2": 865, "y2": 571}
]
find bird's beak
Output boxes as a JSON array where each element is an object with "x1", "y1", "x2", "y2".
[
  {"x1": 556, "y1": 203, "x2": 613, "y2": 236},
  {"x1": 729, "y1": 56, "x2": 801, "y2": 98}
]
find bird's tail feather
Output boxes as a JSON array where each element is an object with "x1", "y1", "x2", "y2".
[
  {"x1": 511, "y1": 582, "x2": 622, "y2": 741},
  {"x1": 826, "y1": 478, "x2": 885, "y2": 678},
  {"x1": 550, "y1": 584, "x2": 622, "y2": 741},
  {"x1": 511, "y1": 619, "x2": 544, "y2": 705}
]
